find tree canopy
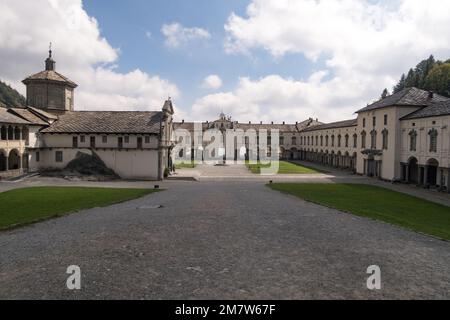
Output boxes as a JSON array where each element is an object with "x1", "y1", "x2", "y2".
[
  {"x1": 392, "y1": 55, "x2": 450, "y2": 97},
  {"x1": 0, "y1": 80, "x2": 26, "y2": 108}
]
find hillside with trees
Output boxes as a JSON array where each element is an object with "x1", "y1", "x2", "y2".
[
  {"x1": 0, "y1": 80, "x2": 26, "y2": 108},
  {"x1": 381, "y1": 56, "x2": 450, "y2": 98}
]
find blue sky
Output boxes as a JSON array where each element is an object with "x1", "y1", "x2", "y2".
[{"x1": 83, "y1": 0, "x2": 320, "y2": 115}]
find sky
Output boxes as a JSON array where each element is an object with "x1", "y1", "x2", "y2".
[{"x1": 1, "y1": 0, "x2": 450, "y2": 123}]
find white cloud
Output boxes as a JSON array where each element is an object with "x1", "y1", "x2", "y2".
[
  {"x1": 202, "y1": 75, "x2": 223, "y2": 90},
  {"x1": 161, "y1": 23, "x2": 211, "y2": 48},
  {"x1": 145, "y1": 31, "x2": 152, "y2": 39},
  {"x1": 0, "y1": 0, "x2": 179, "y2": 111},
  {"x1": 191, "y1": 74, "x2": 361, "y2": 123},
  {"x1": 207, "y1": 0, "x2": 450, "y2": 123}
]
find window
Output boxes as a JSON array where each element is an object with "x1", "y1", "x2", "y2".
[
  {"x1": 320, "y1": 136, "x2": 323, "y2": 146},
  {"x1": 137, "y1": 137, "x2": 143, "y2": 149},
  {"x1": 124, "y1": 136, "x2": 130, "y2": 144},
  {"x1": 345, "y1": 134, "x2": 349, "y2": 148},
  {"x1": 331, "y1": 135, "x2": 335, "y2": 147},
  {"x1": 363, "y1": 118, "x2": 366, "y2": 128},
  {"x1": 72, "y1": 136, "x2": 78, "y2": 148},
  {"x1": 384, "y1": 115, "x2": 388, "y2": 126},
  {"x1": 373, "y1": 117, "x2": 376, "y2": 127},
  {"x1": 326, "y1": 135, "x2": 329, "y2": 147},
  {"x1": 361, "y1": 131, "x2": 366, "y2": 149},
  {"x1": 90, "y1": 136, "x2": 96, "y2": 148},
  {"x1": 55, "y1": 151, "x2": 63, "y2": 163},
  {"x1": 409, "y1": 130, "x2": 417, "y2": 151},
  {"x1": 382, "y1": 129, "x2": 388, "y2": 150},
  {"x1": 102, "y1": 136, "x2": 108, "y2": 143},
  {"x1": 80, "y1": 135, "x2": 85, "y2": 143},
  {"x1": 118, "y1": 137, "x2": 123, "y2": 149},
  {"x1": 280, "y1": 136, "x2": 284, "y2": 145},
  {"x1": 36, "y1": 151, "x2": 40, "y2": 162},
  {"x1": 315, "y1": 136, "x2": 318, "y2": 146},
  {"x1": 292, "y1": 136, "x2": 297, "y2": 145},
  {"x1": 338, "y1": 135, "x2": 342, "y2": 147},
  {"x1": 370, "y1": 130, "x2": 377, "y2": 149},
  {"x1": 145, "y1": 136, "x2": 150, "y2": 144},
  {"x1": 353, "y1": 134, "x2": 357, "y2": 148},
  {"x1": 429, "y1": 129, "x2": 438, "y2": 152}
]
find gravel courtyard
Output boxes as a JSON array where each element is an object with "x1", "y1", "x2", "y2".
[{"x1": 0, "y1": 180, "x2": 449, "y2": 299}]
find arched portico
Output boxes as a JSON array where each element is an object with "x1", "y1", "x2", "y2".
[
  {"x1": 8, "y1": 149, "x2": 21, "y2": 170},
  {"x1": 426, "y1": 158, "x2": 439, "y2": 186},
  {"x1": 0, "y1": 149, "x2": 7, "y2": 172},
  {"x1": 407, "y1": 157, "x2": 419, "y2": 184}
]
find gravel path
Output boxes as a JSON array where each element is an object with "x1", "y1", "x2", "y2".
[{"x1": 0, "y1": 181, "x2": 449, "y2": 299}]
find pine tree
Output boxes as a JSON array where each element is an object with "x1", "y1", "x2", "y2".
[
  {"x1": 393, "y1": 74, "x2": 406, "y2": 93},
  {"x1": 405, "y1": 68, "x2": 418, "y2": 88},
  {"x1": 381, "y1": 88, "x2": 389, "y2": 99}
]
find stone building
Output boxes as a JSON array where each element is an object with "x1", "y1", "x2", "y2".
[
  {"x1": 0, "y1": 51, "x2": 174, "y2": 180},
  {"x1": 2, "y1": 50, "x2": 450, "y2": 189},
  {"x1": 175, "y1": 87, "x2": 450, "y2": 191}
]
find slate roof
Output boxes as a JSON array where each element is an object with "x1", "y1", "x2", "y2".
[
  {"x1": 0, "y1": 107, "x2": 31, "y2": 125},
  {"x1": 41, "y1": 111, "x2": 163, "y2": 134},
  {"x1": 8, "y1": 108, "x2": 49, "y2": 126},
  {"x1": 356, "y1": 87, "x2": 449, "y2": 113},
  {"x1": 301, "y1": 119, "x2": 358, "y2": 132},
  {"x1": 174, "y1": 118, "x2": 323, "y2": 133},
  {"x1": 235, "y1": 122, "x2": 299, "y2": 132},
  {"x1": 22, "y1": 70, "x2": 77, "y2": 88},
  {"x1": 27, "y1": 106, "x2": 58, "y2": 120},
  {"x1": 402, "y1": 100, "x2": 450, "y2": 120}
]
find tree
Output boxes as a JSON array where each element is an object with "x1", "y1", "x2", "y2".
[
  {"x1": 424, "y1": 63, "x2": 450, "y2": 97},
  {"x1": 393, "y1": 74, "x2": 406, "y2": 93},
  {"x1": 381, "y1": 88, "x2": 389, "y2": 99},
  {"x1": 0, "y1": 80, "x2": 26, "y2": 108},
  {"x1": 415, "y1": 55, "x2": 436, "y2": 87},
  {"x1": 405, "y1": 68, "x2": 418, "y2": 88}
]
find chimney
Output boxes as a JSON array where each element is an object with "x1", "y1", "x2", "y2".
[
  {"x1": 428, "y1": 91, "x2": 434, "y2": 99},
  {"x1": 182, "y1": 119, "x2": 185, "y2": 124},
  {"x1": 271, "y1": 121, "x2": 274, "y2": 125},
  {"x1": 260, "y1": 121, "x2": 263, "y2": 124},
  {"x1": 249, "y1": 121, "x2": 251, "y2": 124}
]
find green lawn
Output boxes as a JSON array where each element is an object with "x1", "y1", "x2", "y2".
[
  {"x1": 268, "y1": 183, "x2": 450, "y2": 240},
  {"x1": 246, "y1": 161, "x2": 321, "y2": 174},
  {"x1": 0, "y1": 187, "x2": 160, "y2": 230},
  {"x1": 175, "y1": 161, "x2": 197, "y2": 169}
]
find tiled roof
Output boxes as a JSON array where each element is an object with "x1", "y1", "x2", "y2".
[
  {"x1": 0, "y1": 108, "x2": 31, "y2": 125},
  {"x1": 8, "y1": 108, "x2": 49, "y2": 126},
  {"x1": 174, "y1": 118, "x2": 324, "y2": 133},
  {"x1": 27, "y1": 106, "x2": 58, "y2": 120},
  {"x1": 41, "y1": 111, "x2": 163, "y2": 134},
  {"x1": 356, "y1": 87, "x2": 449, "y2": 113},
  {"x1": 301, "y1": 119, "x2": 358, "y2": 132},
  {"x1": 235, "y1": 123, "x2": 299, "y2": 132},
  {"x1": 402, "y1": 100, "x2": 450, "y2": 120},
  {"x1": 22, "y1": 70, "x2": 77, "y2": 88}
]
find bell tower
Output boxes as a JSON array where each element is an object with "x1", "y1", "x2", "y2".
[{"x1": 22, "y1": 44, "x2": 78, "y2": 114}]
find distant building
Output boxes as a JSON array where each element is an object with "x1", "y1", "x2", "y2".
[{"x1": 176, "y1": 88, "x2": 450, "y2": 191}]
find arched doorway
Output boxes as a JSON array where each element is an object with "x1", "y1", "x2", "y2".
[
  {"x1": 8, "y1": 149, "x2": 20, "y2": 170},
  {"x1": 0, "y1": 150, "x2": 7, "y2": 171},
  {"x1": 291, "y1": 148, "x2": 297, "y2": 160},
  {"x1": 426, "y1": 159, "x2": 439, "y2": 186},
  {"x1": 408, "y1": 157, "x2": 419, "y2": 184}
]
